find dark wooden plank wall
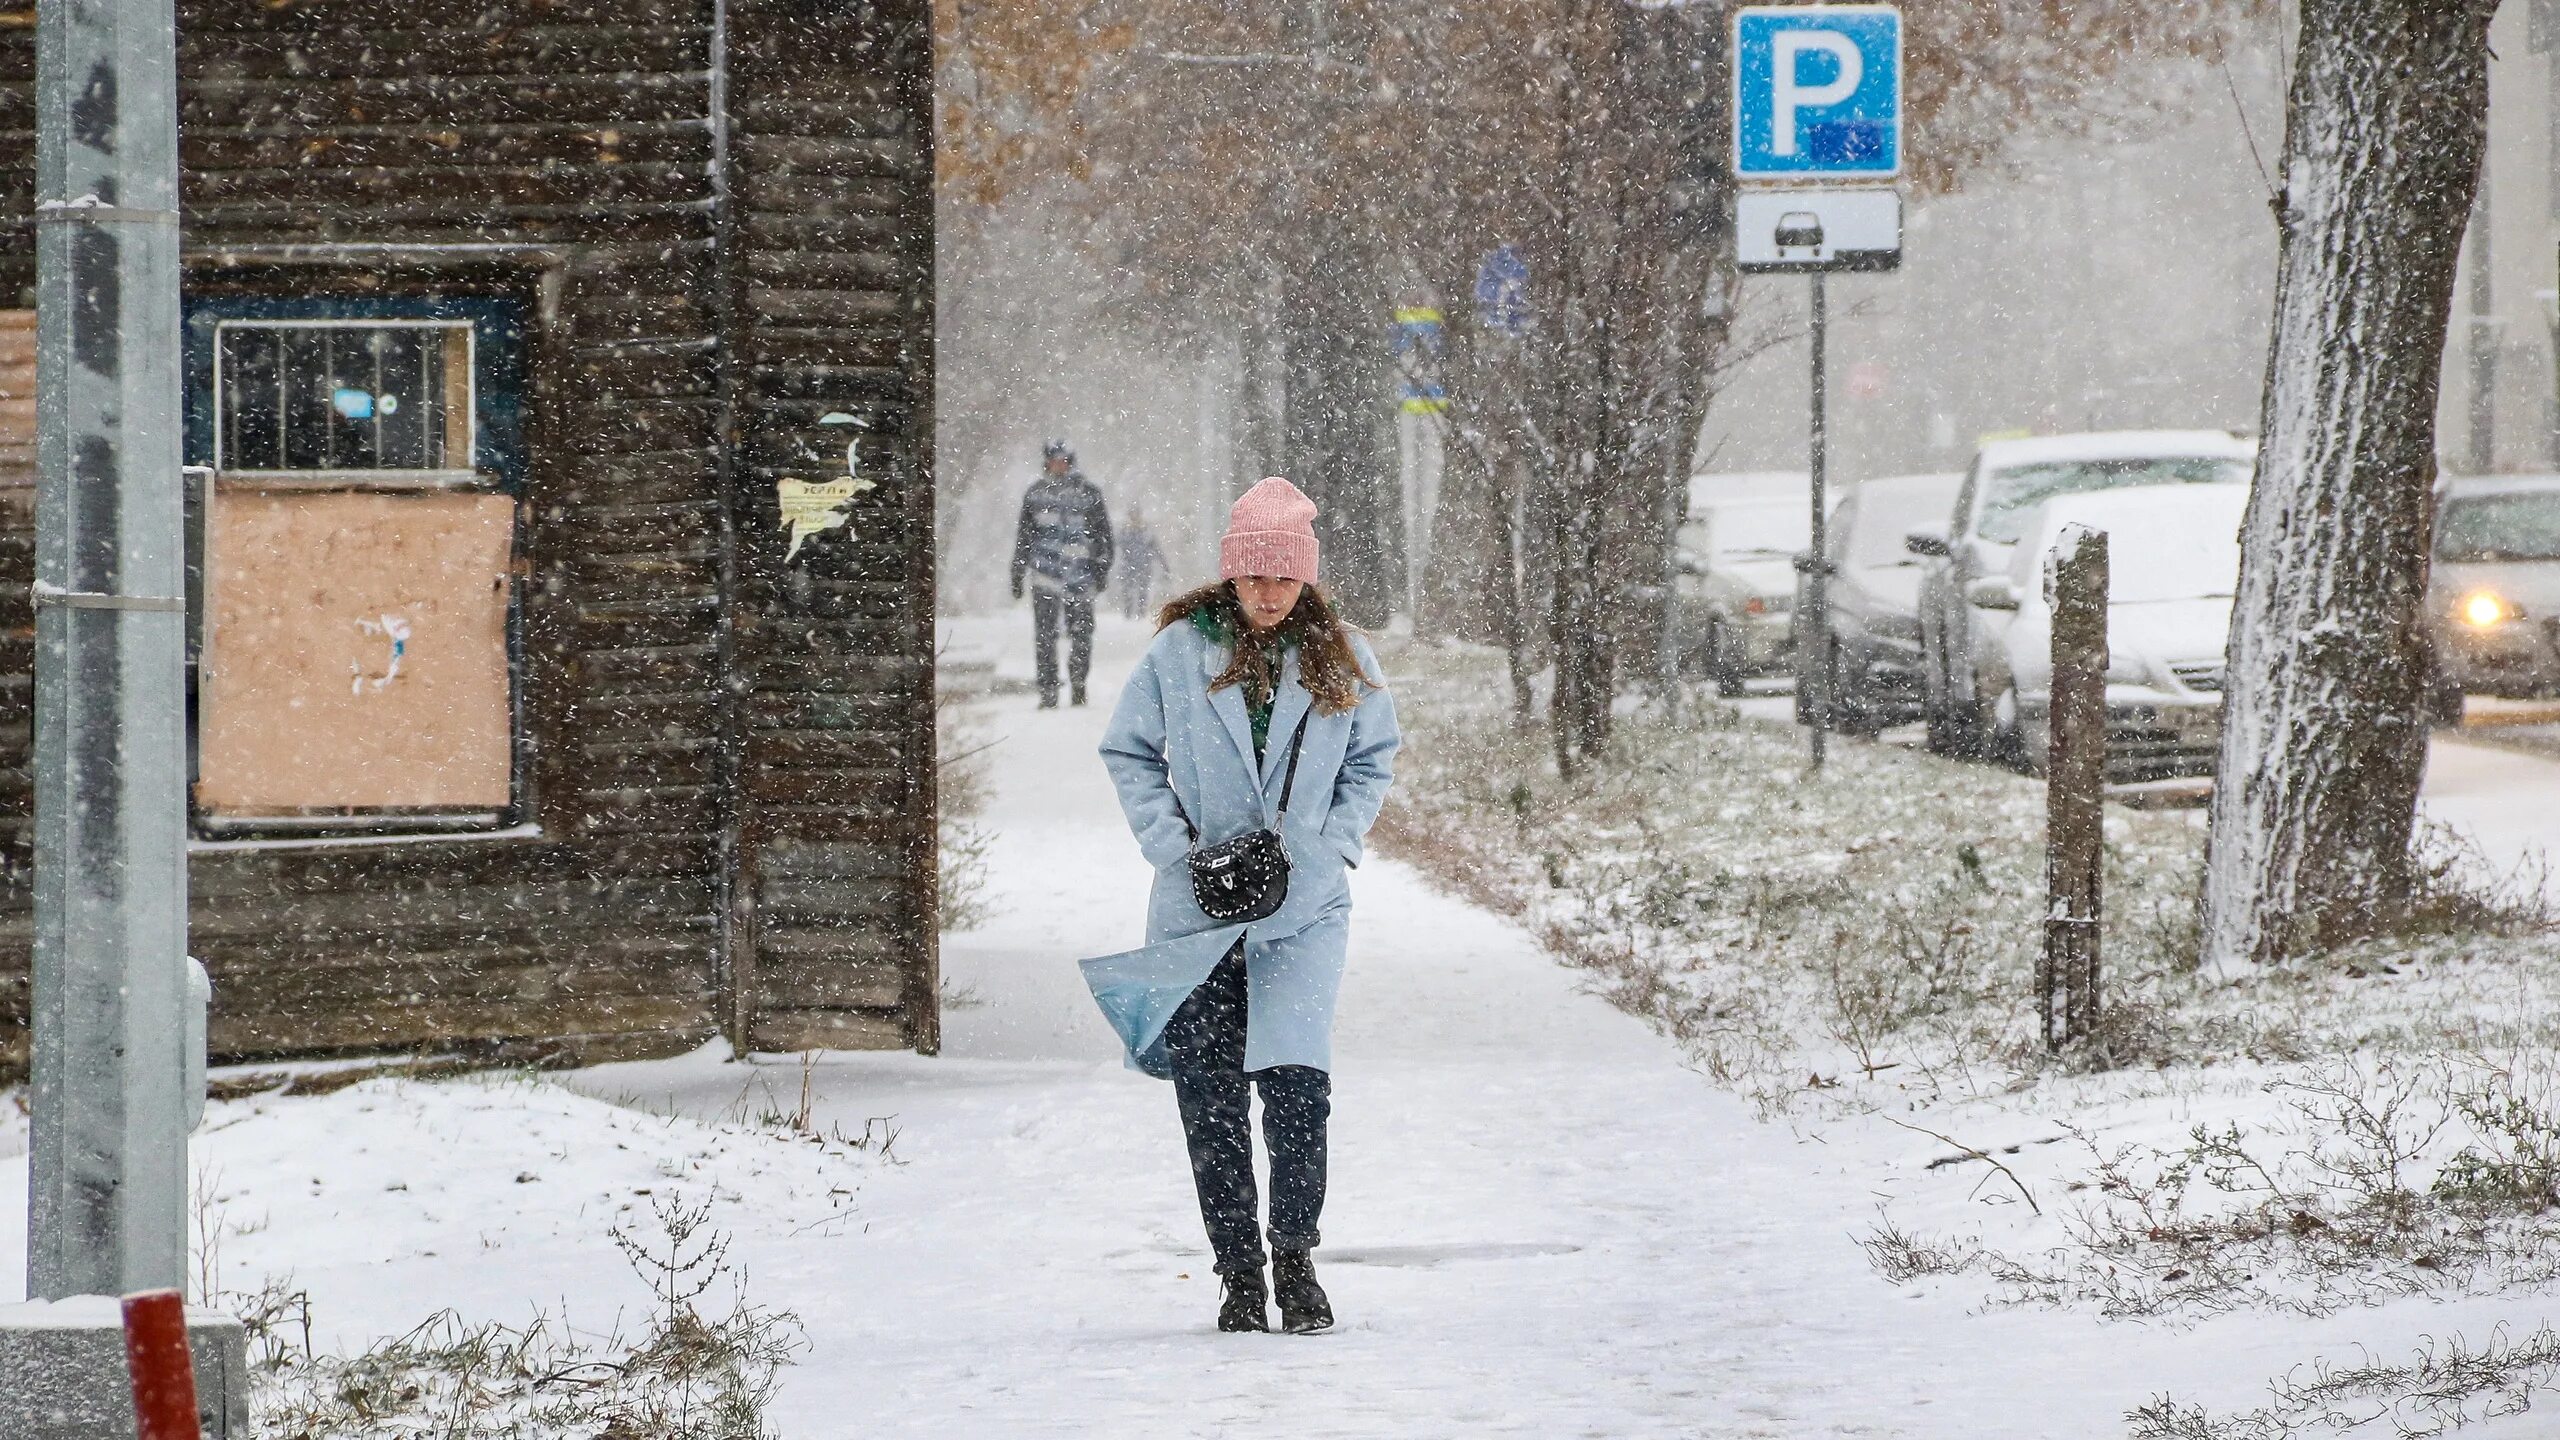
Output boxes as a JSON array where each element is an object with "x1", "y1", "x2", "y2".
[
  {"x1": 0, "y1": 0, "x2": 937, "y2": 1067},
  {"x1": 731, "y1": 0, "x2": 937, "y2": 1054}
]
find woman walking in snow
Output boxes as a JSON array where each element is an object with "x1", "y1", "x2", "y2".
[{"x1": 1082, "y1": 476, "x2": 1400, "y2": 1334}]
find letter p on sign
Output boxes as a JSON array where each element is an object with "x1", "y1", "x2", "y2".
[
  {"x1": 1770, "y1": 33, "x2": 1862, "y2": 157},
  {"x1": 1734, "y1": 6, "x2": 1901, "y2": 181}
]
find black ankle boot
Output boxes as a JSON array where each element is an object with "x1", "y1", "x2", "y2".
[
  {"x1": 1217, "y1": 1268, "x2": 1269, "y2": 1333},
  {"x1": 1272, "y1": 1250, "x2": 1332, "y2": 1334}
]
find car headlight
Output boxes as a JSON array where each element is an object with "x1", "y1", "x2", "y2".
[{"x1": 2458, "y1": 590, "x2": 2524, "y2": 629}]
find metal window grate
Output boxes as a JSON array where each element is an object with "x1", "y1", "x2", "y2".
[{"x1": 214, "y1": 319, "x2": 473, "y2": 476}]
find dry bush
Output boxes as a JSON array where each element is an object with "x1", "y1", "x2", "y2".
[{"x1": 247, "y1": 1194, "x2": 802, "y2": 1439}]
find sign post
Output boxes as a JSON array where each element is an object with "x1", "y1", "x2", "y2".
[
  {"x1": 1731, "y1": 4, "x2": 1903, "y2": 772},
  {"x1": 1392, "y1": 301, "x2": 1446, "y2": 631}
]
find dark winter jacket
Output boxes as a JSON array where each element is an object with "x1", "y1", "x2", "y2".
[
  {"x1": 1011, "y1": 471, "x2": 1114, "y2": 596},
  {"x1": 1118, "y1": 523, "x2": 1167, "y2": 597}
]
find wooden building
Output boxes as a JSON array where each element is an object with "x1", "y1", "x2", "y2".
[{"x1": 0, "y1": 0, "x2": 940, "y2": 1066}]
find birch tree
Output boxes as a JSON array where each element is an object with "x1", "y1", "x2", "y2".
[{"x1": 2201, "y1": 0, "x2": 2502, "y2": 975}]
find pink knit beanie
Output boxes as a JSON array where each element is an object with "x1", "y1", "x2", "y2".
[{"x1": 1219, "y1": 476, "x2": 1320, "y2": 583}]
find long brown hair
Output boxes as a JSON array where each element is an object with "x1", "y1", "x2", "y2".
[{"x1": 1156, "y1": 579, "x2": 1378, "y2": 715}]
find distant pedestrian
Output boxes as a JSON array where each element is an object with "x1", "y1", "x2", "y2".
[
  {"x1": 1010, "y1": 440, "x2": 1113, "y2": 707},
  {"x1": 1082, "y1": 476, "x2": 1401, "y2": 1335},
  {"x1": 1117, "y1": 507, "x2": 1168, "y2": 621}
]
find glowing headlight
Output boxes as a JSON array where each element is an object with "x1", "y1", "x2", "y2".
[{"x1": 2459, "y1": 591, "x2": 2521, "y2": 629}]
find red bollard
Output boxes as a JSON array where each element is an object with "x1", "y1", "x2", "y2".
[{"x1": 120, "y1": 1289, "x2": 203, "y2": 1440}]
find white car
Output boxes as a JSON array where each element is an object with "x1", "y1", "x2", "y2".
[
  {"x1": 1985, "y1": 484, "x2": 2250, "y2": 783},
  {"x1": 1909, "y1": 430, "x2": 2256, "y2": 758},
  {"x1": 1675, "y1": 497, "x2": 1814, "y2": 694}
]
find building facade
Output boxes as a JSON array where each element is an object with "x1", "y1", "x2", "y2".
[{"x1": 0, "y1": 0, "x2": 939, "y2": 1066}]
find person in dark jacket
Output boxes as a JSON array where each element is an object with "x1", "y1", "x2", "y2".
[
  {"x1": 1117, "y1": 506, "x2": 1169, "y2": 621},
  {"x1": 1011, "y1": 440, "x2": 1114, "y2": 707}
]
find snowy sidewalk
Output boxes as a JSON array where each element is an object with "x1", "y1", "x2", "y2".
[
  {"x1": 4, "y1": 611, "x2": 2540, "y2": 1436},
  {"x1": 567, "y1": 614, "x2": 2365, "y2": 1438}
]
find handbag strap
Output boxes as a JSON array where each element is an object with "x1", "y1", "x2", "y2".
[
  {"x1": 1271, "y1": 707, "x2": 1315, "y2": 822},
  {"x1": 1170, "y1": 701, "x2": 1317, "y2": 843}
]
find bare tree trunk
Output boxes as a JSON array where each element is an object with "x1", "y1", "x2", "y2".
[{"x1": 2201, "y1": 0, "x2": 2500, "y2": 977}]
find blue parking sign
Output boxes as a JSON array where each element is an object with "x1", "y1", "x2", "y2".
[{"x1": 1733, "y1": 6, "x2": 1902, "y2": 181}]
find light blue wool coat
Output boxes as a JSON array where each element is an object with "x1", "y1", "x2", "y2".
[{"x1": 1082, "y1": 618, "x2": 1399, "y2": 1078}]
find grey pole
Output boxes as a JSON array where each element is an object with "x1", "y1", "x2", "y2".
[
  {"x1": 2465, "y1": 169, "x2": 2495, "y2": 475},
  {"x1": 1805, "y1": 270, "x2": 1830, "y2": 771},
  {"x1": 29, "y1": 0, "x2": 192, "y2": 1298}
]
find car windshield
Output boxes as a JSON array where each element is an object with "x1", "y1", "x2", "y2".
[
  {"x1": 1697, "y1": 502, "x2": 1808, "y2": 560},
  {"x1": 1978, "y1": 455, "x2": 2251, "y2": 543},
  {"x1": 1848, "y1": 481, "x2": 1958, "y2": 568},
  {"x1": 2436, "y1": 491, "x2": 2560, "y2": 563}
]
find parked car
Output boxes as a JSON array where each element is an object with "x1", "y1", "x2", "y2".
[
  {"x1": 1789, "y1": 472, "x2": 1963, "y2": 732},
  {"x1": 1687, "y1": 470, "x2": 1810, "y2": 512},
  {"x1": 1675, "y1": 496, "x2": 1813, "y2": 694},
  {"x1": 1908, "y1": 430, "x2": 2255, "y2": 757},
  {"x1": 2424, "y1": 473, "x2": 2560, "y2": 722},
  {"x1": 1990, "y1": 483, "x2": 2248, "y2": 783}
]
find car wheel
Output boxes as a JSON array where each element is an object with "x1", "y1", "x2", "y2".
[
  {"x1": 1925, "y1": 647, "x2": 1980, "y2": 756},
  {"x1": 1799, "y1": 636, "x2": 1854, "y2": 731},
  {"x1": 1708, "y1": 622, "x2": 1745, "y2": 698},
  {"x1": 1991, "y1": 687, "x2": 2029, "y2": 772},
  {"x1": 1835, "y1": 649, "x2": 1883, "y2": 737},
  {"x1": 2424, "y1": 672, "x2": 2466, "y2": 729}
]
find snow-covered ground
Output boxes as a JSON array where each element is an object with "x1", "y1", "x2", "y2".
[
  {"x1": 1736, "y1": 690, "x2": 2560, "y2": 896},
  {"x1": 3, "y1": 610, "x2": 2555, "y2": 1436}
]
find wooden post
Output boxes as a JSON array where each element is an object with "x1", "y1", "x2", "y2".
[{"x1": 2043, "y1": 525, "x2": 2107, "y2": 1051}]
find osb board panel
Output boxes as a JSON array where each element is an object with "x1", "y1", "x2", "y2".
[
  {"x1": 198, "y1": 489, "x2": 514, "y2": 813},
  {"x1": 0, "y1": 310, "x2": 29, "y2": 489}
]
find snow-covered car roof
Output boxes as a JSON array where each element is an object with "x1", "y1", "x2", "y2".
[
  {"x1": 2006, "y1": 483, "x2": 2251, "y2": 601},
  {"x1": 2439, "y1": 472, "x2": 2560, "y2": 500},
  {"x1": 1686, "y1": 471, "x2": 1808, "y2": 514},
  {"x1": 1976, "y1": 430, "x2": 2254, "y2": 472},
  {"x1": 1855, "y1": 472, "x2": 1962, "y2": 498}
]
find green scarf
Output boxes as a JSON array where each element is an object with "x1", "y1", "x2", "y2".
[{"x1": 1192, "y1": 607, "x2": 1293, "y2": 757}]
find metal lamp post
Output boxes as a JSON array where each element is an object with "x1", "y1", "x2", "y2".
[{"x1": 29, "y1": 0, "x2": 193, "y2": 1298}]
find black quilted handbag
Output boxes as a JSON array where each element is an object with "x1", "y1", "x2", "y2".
[{"x1": 1185, "y1": 711, "x2": 1313, "y2": 924}]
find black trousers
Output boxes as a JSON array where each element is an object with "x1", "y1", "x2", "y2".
[
  {"x1": 1164, "y1": 941, "x2": 1331, "y2": 1276},
  {"x1": 1031, "y1": 587, "x2": 1096, "y2": 699}
]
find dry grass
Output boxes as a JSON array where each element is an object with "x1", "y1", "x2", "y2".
[
  {"x1": 1864, "y1": 1056, "x2": 2560, "y2": 1323},
  {"x1": 1373, "y1": 640, "x2": 2560, "y2": 1114},
  {"x1": 2129, "y1": 1325, "x2": 2560, "y2": 1439},
  {"x1": 242, "y1": 1194, "x2": 802, "y2": 1439},
  {"x1": 937, "y1": 664, "x2": 997, "y2": 932}
]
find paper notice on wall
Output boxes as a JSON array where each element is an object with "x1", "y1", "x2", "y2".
[{"x1": 778, "y1": 474, "x2": 876, "y2": 561}]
